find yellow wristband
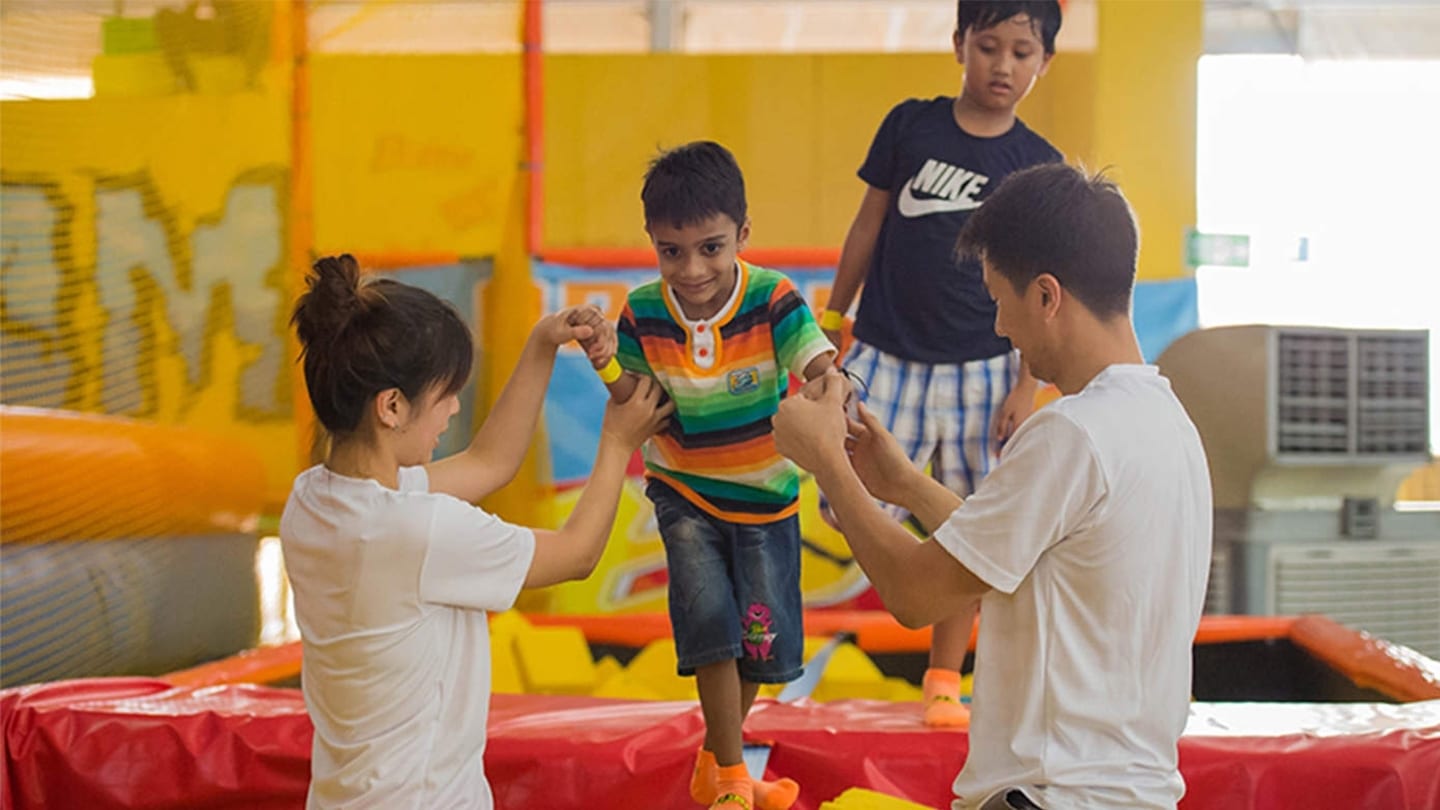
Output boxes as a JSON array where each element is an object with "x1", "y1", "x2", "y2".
[
  {"x1": 819, "y1": 309, "x2": 845, "y2": 331},
  {"x1": 596, "y1": 357, "x2": 623, "y2": 384}
]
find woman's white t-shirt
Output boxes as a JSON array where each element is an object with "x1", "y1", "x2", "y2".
[
  {"x1": 936, "y1": 365, "x2": 1213, "y2": 810},
  {"x1": 279, "y1": 465, "x2": 536, "y2": 809}
]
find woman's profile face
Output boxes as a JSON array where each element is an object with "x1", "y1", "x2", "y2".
[{"x1": 396, "y1": 386, "x2": 461, "y2": 465}]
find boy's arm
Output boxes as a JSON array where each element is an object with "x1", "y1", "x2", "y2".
[
  {"x1": 992, "y1": 358, "x2": 1040, "y2": 446},
  {"x1": 426, "y1": 307, "x2": 595, "y2": 503},
  {"x1": 823, "y1": 185, "x2": 891, "y2": 347},
  {"x1": 801, "y1": 350, "x2": 839, "y2": 382},
  {"x1": 600, "y1": 371, "x2": 642, "y2": 404}
]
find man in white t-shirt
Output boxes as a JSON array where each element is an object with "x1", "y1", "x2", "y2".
[{"x1": 774, "y1": 163, "x2": 1212, "y2": 810}]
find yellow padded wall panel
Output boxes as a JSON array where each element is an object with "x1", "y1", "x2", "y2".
[
  {"x1": 1090, "y1": 0, "x2": 1202, "y2": 281},
  {"x1": 309, "y1": 54, "x2": 523, "y2": 257},
  {"x1": 544, "y1": 53, "x2": 1067, "y2": 251}
]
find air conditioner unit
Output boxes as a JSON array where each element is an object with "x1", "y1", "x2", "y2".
[{"x1": 1158, "y1": 326, "x2": 1439, "y2": 656}]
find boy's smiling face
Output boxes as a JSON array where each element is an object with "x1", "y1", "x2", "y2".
[
  {"x1": 648, "y1": 213, "x2": 749, "y2": 320},
  {"x1": 955, "y1": 13, "x2": 1053, "y2": 111}
]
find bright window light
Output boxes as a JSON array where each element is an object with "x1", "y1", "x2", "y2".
[{"x1": 1196, "y1": 55, "x2": 1440, "y2": 453}]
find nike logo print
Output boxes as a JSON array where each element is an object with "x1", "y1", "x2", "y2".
[{"x1": 896, "y1": 159, "x2": 989, "y2": 218}]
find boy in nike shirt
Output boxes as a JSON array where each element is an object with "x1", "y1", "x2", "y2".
[{"x1": 819, "y1": 1, "x2": 1063, "y2": 728}]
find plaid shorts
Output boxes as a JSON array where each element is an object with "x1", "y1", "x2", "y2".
[{"x1": 839, "y1": 340, "x2": 1020, "y2": 519}]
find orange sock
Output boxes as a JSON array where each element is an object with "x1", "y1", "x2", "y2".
[
  {"x1": 752, "y1": 775, "x2": 800, "y2": 810},
  {"x1": 691, "y1": 749, "x2": 718, "y2": 804},
  {"x1": 922, "y1": 667, "x2": 970, "y2": 728},
  {"x1": 711, "y1": 763, "x2": 754, "y2": 810},
  {"x1": 692, "y1": 749, "x2": 799, "y2": 810}
]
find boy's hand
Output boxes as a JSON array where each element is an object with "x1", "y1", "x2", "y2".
[
  {"x1": 992, "y1": 383, "x2": 1037, "y2": 448},
  {"x1": 601, "y1": 376, "x2": 673, "y2": 452},
  {"x1": 566, "y1": 305, "x2": 618, "y2": 369},
  {"x1": 538, "y1": 305, "x2": 616, "y2": 363}
]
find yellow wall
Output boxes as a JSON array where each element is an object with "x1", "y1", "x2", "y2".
[
  {"x1": 1, "y1": 1, "x2": 1205, "y2": 519},
  {"x1": 1084, "y1": 0, "x2": 1202, "y2": 281},
  {"x1": 309, "y1": 54, "x2": 523, "y2": 257},
  {"x1": 541, "y1": 0, "x2": 1203, "y2": 286},
  {"x1": 543, "y1": 52, "x2": 1071, "y2": 251}
]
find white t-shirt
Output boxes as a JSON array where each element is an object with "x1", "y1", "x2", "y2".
[
  {"x1": 279, "y1": 465, "x2": 536, "y2": 810},
  {"x1": 935, "y1": 365, "x2": 1212, "y2": 810}
]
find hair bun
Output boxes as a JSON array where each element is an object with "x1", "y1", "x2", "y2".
[{"x1": 293, "y1": 254, "x2": 365, "y2": 350}]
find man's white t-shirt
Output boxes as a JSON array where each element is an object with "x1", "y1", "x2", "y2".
[
  {"x1": 279, "y1": 465, "x2": 536, "y2": 810},
  {"x1": 935, "y1": 365, "x2": 1212, "y2": 810}
]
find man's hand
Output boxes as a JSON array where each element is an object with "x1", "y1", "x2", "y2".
[
  {"x1": 774, "y1": 370, "x2": 850, "y2": 473},
  {"x1": 848, "y1": 402, "x2": 921, "y2": 506}
]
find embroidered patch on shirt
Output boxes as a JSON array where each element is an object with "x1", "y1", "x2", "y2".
[{"x1": 727, "y1": 367, "x2": 760, "y2": 395}]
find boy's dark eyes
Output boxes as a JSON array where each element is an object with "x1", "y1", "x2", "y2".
[{"x1": 701, "y1": 243, "x2": 724, "y2": 255}]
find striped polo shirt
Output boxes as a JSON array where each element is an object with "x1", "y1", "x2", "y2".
[{"x1": 616, "y1": 261, "x2": 831, "y2": 524}]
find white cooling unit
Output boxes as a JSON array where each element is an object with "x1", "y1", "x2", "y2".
[{"x1": 1158, "y1": 326, "x2": 1439, "y2": 657}]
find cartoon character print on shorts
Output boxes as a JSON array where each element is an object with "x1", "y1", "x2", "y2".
[{"x1": 742, "y1": 602, "x2": 776, "y2": 661}]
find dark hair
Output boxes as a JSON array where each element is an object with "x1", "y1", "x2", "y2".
[
  {"x1": 958, "y1": 1, "x2": 1063, "y2": 55},
  {"x1": 957, "y1": 163, "x2": 1138, "y2": 319},
  {"x1": 641, "y1": 140, "x2": 747, "y2": 232},
  {"x1": 291, "y1": 254, "x2": 472, "y2": 436}
]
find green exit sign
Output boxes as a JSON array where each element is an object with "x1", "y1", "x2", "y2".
[{"x1": 1185, "y1": 228, "x2": 1250, "y2": 268}]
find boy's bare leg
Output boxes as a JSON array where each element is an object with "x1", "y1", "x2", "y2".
[
  {"x1": 692, "y1": 665, "x2": 799, "y2": 809},
  {"x1": 696, "y1": 660, "x2": 753, "y2": 808},
  {"x1": 924, "y1": 601, "x2": 977, "y2": 728}
]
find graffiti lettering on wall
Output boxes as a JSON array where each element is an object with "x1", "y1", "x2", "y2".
[{"x1": 0, "y1": 168, "x2": 290, "y2": 421}]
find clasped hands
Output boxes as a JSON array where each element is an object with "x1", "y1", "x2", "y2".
[{"x1": 773, "y1": 369, "x2": 915, "y2": 507}]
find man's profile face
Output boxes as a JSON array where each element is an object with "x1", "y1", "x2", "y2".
[{"x1": 983, "y1": 260, "x2": 1053, "y2": 384}]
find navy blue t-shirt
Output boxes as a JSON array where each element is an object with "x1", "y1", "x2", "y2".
[{"x1": 854, "y1": 96, "x2": 1062, "y2": 364}]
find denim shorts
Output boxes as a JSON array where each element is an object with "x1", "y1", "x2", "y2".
[{"x1": 647, "y1": 478, "x2": 804, "y2": 684}]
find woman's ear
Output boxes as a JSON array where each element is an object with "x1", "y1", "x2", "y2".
[{"x1": 374, "y1": 388, "x2": 405, "y2": 430}]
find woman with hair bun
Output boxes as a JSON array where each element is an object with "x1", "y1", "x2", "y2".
[{"x1": 281, "y1": 254, "x2": 672, "y2": 809}]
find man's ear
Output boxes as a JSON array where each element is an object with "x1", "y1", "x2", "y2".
[{"x1": 1035, "y1": 274, "x2": 1063, "y2": 316}]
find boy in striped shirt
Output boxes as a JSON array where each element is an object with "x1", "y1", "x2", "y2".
[{"x1": 591, "y1": 141, "x2": 835, "y2": 810}]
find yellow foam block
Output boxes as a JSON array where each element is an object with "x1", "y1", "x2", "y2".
[
  {"x1": 818, "y1": 787, "x2": 935, "y2": 809},
  {"x1": 960, "y1": 673, "x2": 974, "y2": 699},
  {"x1": 514, "y1": 625, "x2": 597, "y2": 695},
  {"x1": 593, "y1": 669, "x2": 667, "y2": 701},
  {"x1": 801, "y1": 635, "x2": 834, "y2": 660},
  {"x1": 92, "y1": 53, "x2": 173, "y2": 97},
  {"x1": 593, "y1": 655, "x2": 625, "y2": 685},
  {"x1": 624, "y1": 639, "x2": 699, "y2": 701},
  {"x1": 491, "y1": 637, "x2": 526, "y2": 694},
  {"x1": 190, "y1": 55, "x2": 247, "y2": 94},
  {"x1": 885, "y1": 677, "x2": 924, "y2": 702},
  {"x1": 489, "y1": 610, "x2": 534, "y2": 639},
  {"x1": 812, "y1": 643, "x2": 891, "y2": 701}
]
